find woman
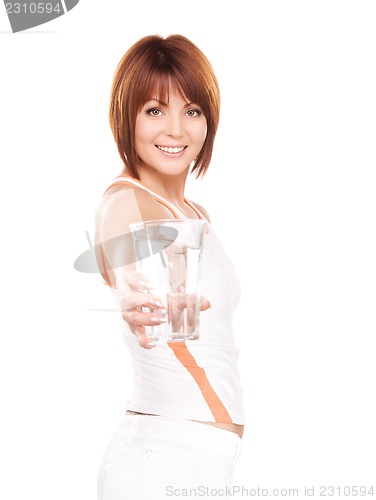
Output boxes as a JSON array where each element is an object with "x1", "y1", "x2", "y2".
[{"x1": 95, "y1": 34, "x2": 245, "y2": 500}]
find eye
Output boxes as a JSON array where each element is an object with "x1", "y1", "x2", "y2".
[
  {"x1": 186, "y1": 108, "x2": 202, "y2": 117},
  {"x1": 146, "y1": 107, "x2": 163, "y2": 117}
]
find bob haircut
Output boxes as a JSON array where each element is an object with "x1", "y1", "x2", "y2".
[{"x1": 108, "y1": 34, "x2": 220, "y2": 179}]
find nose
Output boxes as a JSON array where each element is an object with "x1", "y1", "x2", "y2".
[{"x1": 165, "y1": 113, "x2": 183, "y2": 138}]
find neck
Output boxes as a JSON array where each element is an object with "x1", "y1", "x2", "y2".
[{"x1": 122, "y1": 167, "x2": 189, "y2": 210}]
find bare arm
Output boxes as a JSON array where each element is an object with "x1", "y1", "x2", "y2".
[
  {"x1": 95, "y1": 186, "x2": 211, "y2": 348},
  {"x1": 94, "y1": 186, "x2": 173, "y2": 348}
]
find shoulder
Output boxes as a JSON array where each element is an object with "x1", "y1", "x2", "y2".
[
  {"x1": 96, "y1": 184, "x2": 172, "y2": 232},
  {"x1": 94, "y1": 184, "x2": 173, "y2": 286},
  {"x1": 190, "y1": 201, "x2": 211, "y2": 223}
]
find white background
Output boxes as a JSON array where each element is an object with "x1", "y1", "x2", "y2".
[{"x1": 1, "y1": 1, "x2": 375, "y2": 498}]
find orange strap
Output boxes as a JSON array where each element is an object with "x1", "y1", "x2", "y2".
[
  {"x1": 183, "y1": 197, "x2": 205, "y2": 220},
  {"x1": 104, "y1": 176, "x2": 207, "y2": 221},
  {"x1": 167, "y1": 342, "x2": 232, "y2": 423},
  {"x1": 104, "y1": 177, "x2": 182, "y2": 219},
  {"x1": 102, "y1": 177, "x2": 228, "y2": 420}
]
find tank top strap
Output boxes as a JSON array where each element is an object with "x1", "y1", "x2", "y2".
[
  {"x1": 183, "y1": 198, "x2": 207, "y2": 221},
  {"x1": 104, "y1": 176, "x2": 185, "y2": 219},
  {"x1": 104, "y1": 176, "x2": 208, "y2": 222}
]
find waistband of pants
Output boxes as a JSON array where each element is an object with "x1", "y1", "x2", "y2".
[{"x1": 118, "y1": 413, "x2": 242, "y2": 462}]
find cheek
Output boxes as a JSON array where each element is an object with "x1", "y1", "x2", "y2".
[
  {"x1": 134, "y1": 119, "x2": 150, "y2": 160},
  {"x1": 199, "y1": 124, "x2": 208, "y2": 147},
  {"x1": 191, "y1": 121, "x2": 207, "y2": 147},
  {"x1": 135, "y1": 115, "x2": 158, "y2": 143},
  {"x1": 135, "y1": 117, "x2": 146, "y2": 144}
]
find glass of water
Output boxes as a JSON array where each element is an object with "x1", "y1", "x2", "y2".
[{"x1": 129, "y1": 219, "x2": 207, "y2": 342}]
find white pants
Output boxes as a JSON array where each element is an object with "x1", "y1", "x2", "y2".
[{"x1": 97, "y1": 414, "x2": 242, "y2": 500}]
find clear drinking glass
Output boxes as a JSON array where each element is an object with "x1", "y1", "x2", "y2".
[{"x1": 129, "y1": 219, "x2": 207, "y2": 342}]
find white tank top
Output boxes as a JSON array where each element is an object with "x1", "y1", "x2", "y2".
[{"x1": 104, "y1": 176, "x2": 246, "y2": 424}]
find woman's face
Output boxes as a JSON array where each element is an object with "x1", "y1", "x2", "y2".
[{"x1": 135, "y1": 91, "x2": 207, "y2": 177}]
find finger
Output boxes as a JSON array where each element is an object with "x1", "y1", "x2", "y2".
[
  {"x1": 122, "y1": 309, "x2": 167, "y2": 327},
  {"x1": 119, "y1": 291, "x2": 166, "y2": 310},
  {"x1": 133, "y1": 325, "x2": 157, "y2": 349},
  {"x1": 199, "y1": 296, "x2": 211, "y2": 311}
]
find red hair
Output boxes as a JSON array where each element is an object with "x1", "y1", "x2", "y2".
[{"x1": 108, "y1": 34, "x2": 220, "y2": 179}]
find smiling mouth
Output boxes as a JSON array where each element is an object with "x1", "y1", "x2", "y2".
[{"x1": 156, "y1": 145, "x2": 187, "y2": 154}]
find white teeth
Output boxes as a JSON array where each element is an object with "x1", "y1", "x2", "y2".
[{"x1": 157, "y1": 146, "x2": 185, "y2": 153}]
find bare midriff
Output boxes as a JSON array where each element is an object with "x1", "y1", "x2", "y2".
[{"x1": 126, "y1": 411, "x2": 244, "y2": 438}]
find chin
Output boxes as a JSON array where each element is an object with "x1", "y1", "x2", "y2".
[{"x1": 148, "y1": 163, "x2": 191, "y2": 177}]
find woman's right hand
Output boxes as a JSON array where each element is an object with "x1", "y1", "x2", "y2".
[
  {"x1": 115, "y1": 269, "x2": 212, "y2": 349},
  {"x1": 116, "y1": 269, "x2": 167, "y2": 349}
]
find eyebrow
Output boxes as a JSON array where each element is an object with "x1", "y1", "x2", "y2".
[
  {"x1": 147, "y1": 98, "x2": 168, "y2": 106},
  {"x1": 146, "y1": 98, "x2": 195, "y2": 108}
]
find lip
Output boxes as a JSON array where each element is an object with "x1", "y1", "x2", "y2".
[{"x1": 155, "y1": 145, "x2": 187, "y2": 157}]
